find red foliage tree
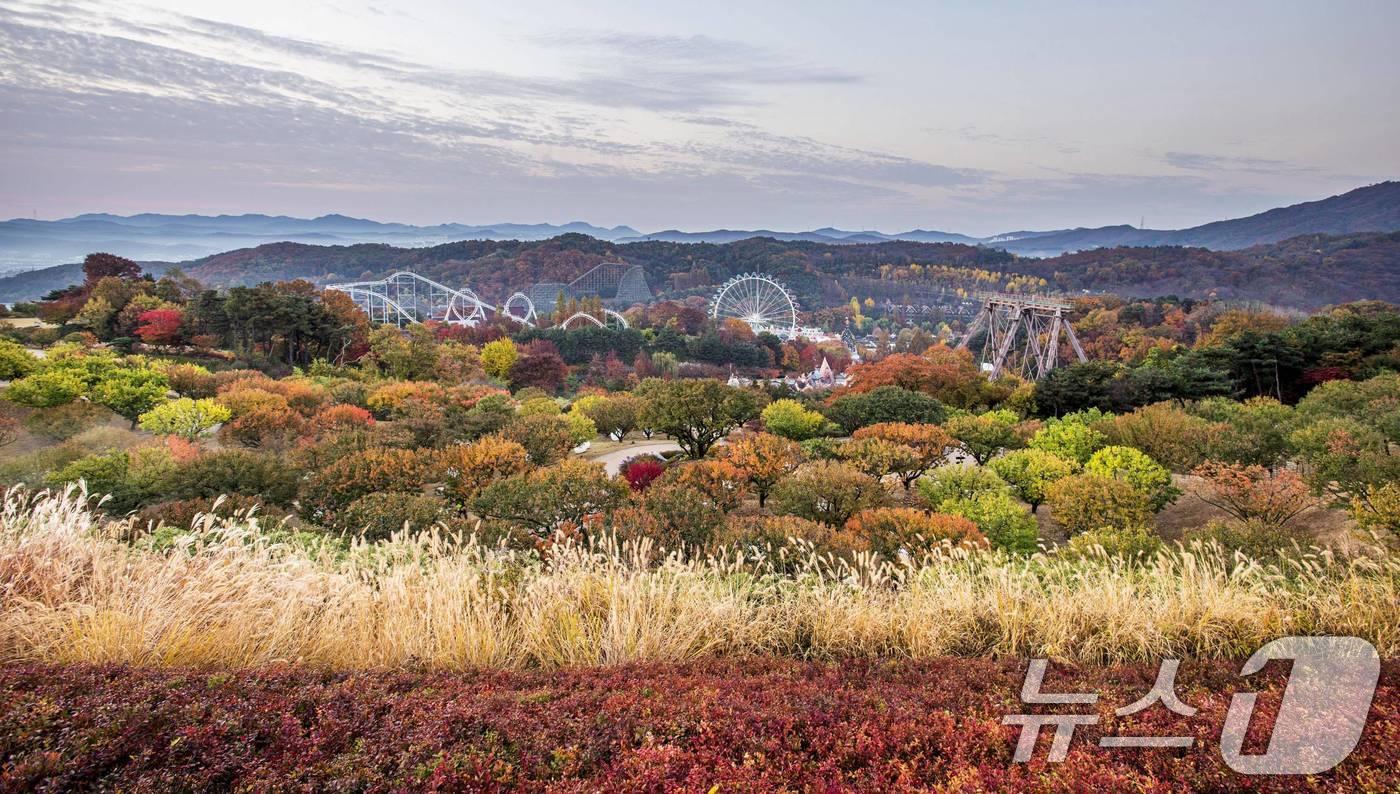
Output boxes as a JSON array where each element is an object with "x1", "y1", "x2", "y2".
[
  {"x1": 135, "y1": 308, "x2": 185, "y2": 345},
  {"x1": 620, "y1": 456, "x2": 666, "y2": 491}
]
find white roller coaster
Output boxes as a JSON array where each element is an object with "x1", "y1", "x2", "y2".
[
  {"x1": 710, "y1": 273, "x2": 799, "y2": 338},
  {"x1": 327, "y1": 271, "x2": 495, "y2": 327},
  {"x1": 559, "y1": 309, "x2": 630, "y2": 330},
  {"x1": 502, "y1": 292, "x2": 538, "y2": 326}
]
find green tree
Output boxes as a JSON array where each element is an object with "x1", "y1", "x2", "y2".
[
  {"x1": 636, "y1": 378, "x2": 764, "y2": 459},
  {"x1": 770, "y1": 461, "x2": 886, "y2": 526},
  {"x1": 936, "y1": 490, "x2": 1039, "y2": 553},
  {"x1": 92, "y1": 367, "x2": 170, "y2": 429},
  {"x1": 760, "y1": 398, "x2": 829, "y2": 441},
  {"x1": 579, "y1": 394, "x2": 644, "y2": 441},
  {"x1": 473, "y1": 459, "x2": 628, "y2": 538},
  {"x1": 1028, "y1": 412, "x2": 1108, "y2": 464},
  {"x1": 822, "y1": 385, "x2": 946, "y2": 435},
  {"x1": 138, "y1": 397, "x2": 230, "y2": 439},
  {"x1": 1084, "y1": 446, "x2": 1179, "y2": 511},
  {"x1": 0, "y1": 339, "x2": 37, "y2": 380},
  {"x1": 989, "y1": 448, "x2": 1079, "y2": 512},
  {"x1": 4, "y1": 369, "x2": 86, "y2": 408},
  {"x1": 945, "y1": 409, "x2": 1022, "y2": 465}
]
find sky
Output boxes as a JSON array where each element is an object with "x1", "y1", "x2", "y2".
[{"x1": 1, "y1": 0, "x2": 1397, "y2": 235}]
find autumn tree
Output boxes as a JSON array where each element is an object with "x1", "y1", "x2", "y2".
[
  {"x1": 837, "y1": 437, "x2": 920, "y2": 483},
  {"x1": 434, "y1": 436, "x2": 531, "y2": 505},
  {"x1": 579, "y1": 393, "x2": 644, "y2": 441},
  {"x1": 92, "y1": 368, "x2": 170, "y2": 429},
  {"x1": 656, "y1": 459, "x2": 750, "y2": 512},
  {"x1": 501, "y1": 413, "x2": 578, "y2": 465},
  {"x1": 850, "y1": 422, "x2": 954, "y2": 489},
  {"x1": 1190, "y1": 461, "x2": 1317, "y2": 530},
  {"x1": 135, "y1": 308, "x2": 185, "y2": 346},
  {"x1": 770, "y1": 461, "x2": 887, "y2": 526},
  {"x1": 480, "y1": 338, "x2": 518, "y2": 381},
  {"x1": 635, "y1": 378, "x2": 764, "y2": 459},
  {"x1": 720, "y1": 432, "x2": 804, "y2": 507},
  {"x1": 1046, "y1": 474, "x2": 1153, "y2": 537},
  {"x1": 845, "y1": 508, "x2": 986, "y2": 557}
]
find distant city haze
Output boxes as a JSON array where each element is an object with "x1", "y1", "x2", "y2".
[{"x1": 1, "y1": 0, "x2": 1397, "y2": 235}]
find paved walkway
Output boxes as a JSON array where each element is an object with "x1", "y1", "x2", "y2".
[{"x1": 587, "y1": 441, "x2": 682, "y2": 475}]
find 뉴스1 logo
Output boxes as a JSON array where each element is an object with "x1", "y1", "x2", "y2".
[{"x1": 1003, "y1": 636, "x2": 1380, "y2": 775}]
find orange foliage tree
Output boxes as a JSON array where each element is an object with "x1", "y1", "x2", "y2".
[
  {"x1": 851, "y1": 422, "x2": 954, "y2": 489},
  {"x1": 719, "y1": 432, "x2": 804, "y2": 508}
]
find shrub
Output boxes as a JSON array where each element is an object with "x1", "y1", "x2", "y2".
[
  {"x1": 1352, "y1": 482, "x2": 1400, "y2": 540},
  {"x1": 135, "y1": 495, "x2": 285, "y2": 534},
  {"x1": 4, "y1": 369, "x2": 86, "y2": 408},
  {"x1": 656, "y1": 459, "x2": 749, "y2": 512},
  {"x1": 1045, "y1": 474, "x2": 1153, "y2": 537},
  {"x1": 1028, "y1": 413, "x2": 1106, "y2": 464},
  {"x1": 311, "y1": 404, "x2": 374, "y2": 433},
  {"x1": 90, "y1": 367, "x2": 170, "y2": 429},
  {"x1": 217, "y1": 387, "x2": 289, "y2": 418},
  {"x1": 338, "y1": 492, "x2": 453, "y2": 542},
  {"x1": 366, "y1": 381, "x2": 445, "y2": 418},
  {"x1": 1100, "y1": 402, "x2": 1217, "y2": 472},
  {"x1": 1084, "y1": 446, "x2": 1180, "y2": 511},
  {"x1": 713, "y1": 514, "x2": 868, "y2": 561},
  {"x1": 159, "y1": 363, "x2": 217, "y2": 398},
  {"x1": 610, "y1": 483, "x2": 727, "y2": 550},
  {"x1": 619, "y1": 455, "x2": 666, "y2": 492},
  {"x1": 219, "y1": 406, "x2": 307, "y2": 450},
  {"x1": 988, "y1": 448, "x2": 1078, "y2": 512},
  {"x1": 21, "y1": 400, "x2": 108, "y2": 440},
  {"x1": 1190, "y1": 461, "x2": 1316, "y2": 529},
  {"x1": 944, "y1": 409, "x2": 1021, "y2": 465},
  {"x1": 138, "y1": 398, "x2": 230, "y2": 440},
  {"x1": 0, "y1": 338, "x2": 38, "y2": 380},
  {"x1": 435, "y1": 436, "x2": 531, "y2": 505},
  {"x1": 1062, "y1": 524, "x2": 1164, "y2": 562},
  {"x1": 160, "y1": 449, "x2": 300, "y2": 506},
  {"x1": 770, "y1": 461, "x2": 886, "y2": 526},
  {"x1": 300, "y1": 448, "x2": 433, "y2": 517},
  {"x1": 1185, "y1": 518, "x2": 1310, "y2": 560},
  {"x1": 936, "y1": 490, "x2": 1038, "y2": 553},
  {"x1": 845, "y1": 508, "x2": 986, "y2": 557}
]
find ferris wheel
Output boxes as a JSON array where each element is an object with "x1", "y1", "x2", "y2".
[{"x1": 710, "y1": 273, "x2": 799, "y2": 338}]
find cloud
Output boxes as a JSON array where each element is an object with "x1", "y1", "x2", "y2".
[{"x1": 1164, "y1": 151, "x2": 1318, "y2": 174}]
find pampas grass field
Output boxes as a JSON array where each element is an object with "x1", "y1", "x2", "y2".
[{"x1": 2, "y1": 487, "x2": 1397, "y2": 670}]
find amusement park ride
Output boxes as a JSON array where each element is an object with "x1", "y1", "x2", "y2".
[{"x1": 330, "y1": 267, "x2": 1086, "y2": 380}]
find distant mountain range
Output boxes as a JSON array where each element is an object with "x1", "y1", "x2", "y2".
[{"x1": 3, "y1": 182, "x2": 1396, "y2": 275}]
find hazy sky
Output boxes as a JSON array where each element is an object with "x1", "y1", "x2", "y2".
[{"x1": 2, "y1": 0, "x2": 1397, "y2": 234}]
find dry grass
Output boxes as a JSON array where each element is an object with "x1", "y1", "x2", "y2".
[{"x1": 2, "y1": 487, "x2": 1397, "y2": 670}]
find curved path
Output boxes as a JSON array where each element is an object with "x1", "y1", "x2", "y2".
[{"x1": 587, "y1": 441, "x2": 682, "y2": 475}]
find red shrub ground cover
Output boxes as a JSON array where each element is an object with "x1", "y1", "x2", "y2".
[{"x1": 1, "y1": 658, "x2": 1396, "y2": 792}]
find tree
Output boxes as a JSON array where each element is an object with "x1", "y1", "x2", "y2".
[
  {"x1": 842, "y1": 346, "x2": 995, "y2": 409},
  {"x1": 509, "y1": 342, "x2": 568, "y2": 393},
  {"x1": 760, "y1": 399, "x2": 829, "y2": 441},
  {"x1": 635, "y1": 378, "x2": 763, "y2": 459},
  {"x1": 823, "y1": 385, "x2": 945, "y2": 435},
  {"x1": 1028, "y1": 413, "x2": 1107, "y2": 464},
  {"x1": 1084, "y1": 446, "x2": 1179, "y2": 511},
  {"x1": 935, "y1": 490, "x2": 1039, "y2": 553},
  {"x1": 0, "y1": 339, "x2": 37, "y2": 380},
  {"x1": 92, "y1": 368, "x2": 170, "y2": 429},
  {"x1": 850, "y1": 422, "x2": 954, "y2": 489},
  {"x1": 580, "y1": 394, "x2": 643, "y2": 441},
  {"x1": 915, "y1": 465, "x2": 1010, "y2": 505},
  {"x1": 1046, "y1": 474, "x2": 1153, "y2": 537},
  {"x1": 4, "y1": 369, "x2": 86, "y2": 408},
  {"x1": 220, "y1": 406, "x2": 308, "y2": 450},
  {"x1": 610, "y1": 483, "x2": 727, "y2": 550},
  {"x1": 656, "y1": 459, "x2": 749, "y2": 512},
  {"x1": 480, "y1": 338, "x2": 518, "y2": 381},
  {"x1": 138, "y1": 397, "x2": 230, "y2": 440},
  {"x1": 1351, "y1": 482, "x2": 1400, "y2": 541},
  {"x1": 1190, "y1": 461, "x2": 1316, "y2": 529},
  {"x1": 844, "y1": 508, "x2": 986, "y2": 557},
  {"x1": 501, "y1": 413, "x2": 578, "y2": 466},
  {"x1": 135, "y1": 308, "x2": 185, "y2": 346},
  {"x1": 988, "y1": 449, "x2": 1078, "y2": 512},
  {"x1": 300, "y1": 448, "x2": 432, "y2": 518},
  {"x1": 82, "y1": 252, "x2": 141, "y2": 284},
  {"x1": 473, "y1": 459, "x2": 628, "y2": 538},
  {"x1": 837, "y1": 437, "x2": 920, "y2": 483},
  {"x1": 945, "y1": 409, "x2": 1021, "y2": 465},
  {"x1": 770, "y1": 461, "x2": 887, "y2": 526},
  {"x1": 721, "y1": 432, "x2": 804, "y2": 508}
]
